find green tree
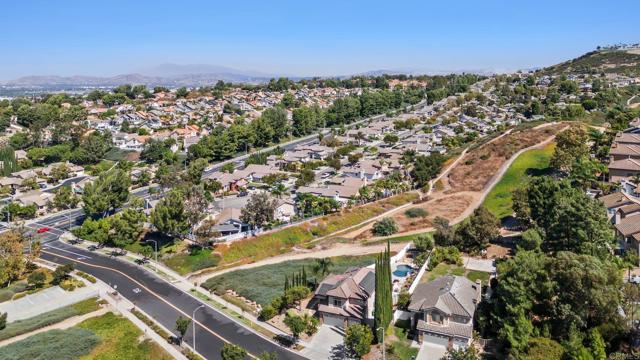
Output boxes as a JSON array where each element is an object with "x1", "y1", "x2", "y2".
[
  {"x1": 410, "y1": 153, "x2": 445, "y2": 188},
  {"x1": 240, "y1": 192, "x2": 277, "y2": 229},
  {"x1": 550, "y1": 125, "x2": 589, "y2": 172},
  {"x1": 109, "y1": 208, "x2": 146, "y2": 247},
  {"x1": 82, "y1": 169, "x2": 130, "y2": 218},
  {"x1": 221, "y1": 343, "x2": 247, "y2": 360},
  {"x1": 174, "y1": 316, "x2": 191, "y2": 343},
  {"x1": 51, "y1": 264, "x2": 74, "y2": 285},
  {"x1": 283, "y1": 314, "x2": 307, "y2": 340},
  {"x1": 151, "y1": 190, "x2": 189, "y2": 238},
  {"x1": 312, "y1": 258, "x2": 333, "y2": 278},
  {"x1": 344, "y1": 324, "x2": 373, "y2": 359},
  {"x1": 186, "y1": 158, "x2": 209, "y2": 184},
  {"x1": 51, "y1": 186, "x2": 80, "y2": 210},
  {"x1": 374, "y1": 242, "x2": 393, "y2": 341},
  {"x1": 175, "y1": 87, "x2": 189, "y2": 98},
  {"x1": 372, "y1": 217, "x2": 398, "y2": 236},
  {"x1": 454, "y1": 206, "x2": 499, "y2": 252},
  {"x1": 521, "y1": 337, "x2": 564, "y2": 360}
]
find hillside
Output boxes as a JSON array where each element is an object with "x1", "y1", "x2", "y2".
[{"x1": 541, "y1": 48, "x2": 640, "y2": 76}]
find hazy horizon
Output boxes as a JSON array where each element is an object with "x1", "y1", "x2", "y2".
[{"x1": 2, "y1": 0, "x2": 639, "y2": 81}]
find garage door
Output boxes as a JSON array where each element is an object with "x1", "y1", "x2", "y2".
[
  {"x1": 323, "y1": 314, "x2": 344, "y2": 328},
  {"x1": 423, "y1": 333, "x2": 450, "y2": 347}
]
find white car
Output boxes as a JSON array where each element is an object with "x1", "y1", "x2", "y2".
[{"x1": 630, "y1": 275, "x2": 640, "y2": 284}]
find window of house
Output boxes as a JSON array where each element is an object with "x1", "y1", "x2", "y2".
[{"x1": 332, "y1": 298, "x2": 343, "y2": 307}]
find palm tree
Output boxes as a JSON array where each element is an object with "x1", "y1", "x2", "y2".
[
  {"x1": 271, "y1": 183, "x2": 287, "y2": 199},
  {"x1": 313, "y1": 258, "x2": 333, "y2": 278}
]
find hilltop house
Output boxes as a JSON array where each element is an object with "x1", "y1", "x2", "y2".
[{"x1": 407, "y1": 275, "x2": 481, "y2": 349}]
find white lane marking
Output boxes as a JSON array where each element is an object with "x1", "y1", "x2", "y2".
[{"x1": 43, "y1": 245, "x2": 92, "y2": 259}]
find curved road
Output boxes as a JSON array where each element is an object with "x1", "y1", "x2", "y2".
[{"x1": 40, "y1": 241, "x2": 305, "y2": 360}]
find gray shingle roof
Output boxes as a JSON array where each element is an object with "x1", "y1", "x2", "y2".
[{"x1": 408, "y1": 275, "x2": 480, "y2": 318}]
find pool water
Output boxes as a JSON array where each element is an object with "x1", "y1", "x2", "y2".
[{"x1": 393, "y1": 264, "x2": 413, "y2": 277}]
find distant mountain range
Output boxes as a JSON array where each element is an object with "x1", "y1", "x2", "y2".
[{"x1": 1, "y1": 62, "x2": 502, "y2": 89}]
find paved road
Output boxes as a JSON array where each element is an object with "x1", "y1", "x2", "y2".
[{"x1": 40, "y1": 241, "x2": 306, "y2": 360}]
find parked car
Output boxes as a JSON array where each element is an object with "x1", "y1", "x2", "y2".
[
  {"x1": 135, "y1": 257, "x2": 149, "y2": 265},
  {"x1": 110, "y1": 249, "x2": 127, "y2": 257},
  {"x1": 87, "y1": 245, "x2": 98, "y2": 251},
  {"x1": 630, "y1": 275, "x2": 640, "y2": 284}
]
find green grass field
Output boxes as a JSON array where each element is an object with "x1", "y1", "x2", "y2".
[
  {"x1": 162, "y1": 247, "x2": 221, "y2": 275},
  {"x1": 202, "y1": 254, "x2": 378, "y2": 306},
  {"x1": 77, "y1": 312, "x2": 173, "y2": 360},
  {"x1": 482, "y1": 143, "x2": 555, "y2": 220}
]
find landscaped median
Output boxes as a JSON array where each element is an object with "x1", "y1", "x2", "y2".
[{"x1": 212, "y1": 192, "x2": 419, "y2": 269}]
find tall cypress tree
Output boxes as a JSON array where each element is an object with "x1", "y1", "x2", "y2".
[{"x1": 374, "y1": 241, "x2": 393, "y2": 342}]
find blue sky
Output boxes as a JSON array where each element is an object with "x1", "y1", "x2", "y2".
[{"x1": 1, "y1": 0, "x2": 639, "y2": 80}]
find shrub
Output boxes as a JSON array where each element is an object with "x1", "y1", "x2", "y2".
[
  {"x1": 27, "y1": 270, "x2": 47, "y2": 288},
  {"x1": 283, "y1": 286, "x2": 311, "y2": 307},
  {"x1": 344, "y1": 324, "x2": 374, "y2": 358},
  {"x1": 76, "y1": 271, "x2": 97, "y2": 283},
  {"x1": 130, "y1": 308, "x2": 171, "y2": 341},
  {"x1": 0, "y1": 327, "x2": 99, "y2": 360},
  {"x1": 428, "y1": 246, "x2": 462, "y2": 271},
  {"x1": 372, "y1": 217, "x2": 398, "y2": 236},
  {"x1": 259, "y1": 305, "x2": 278, "y2": 321},
  {"x1": 404, "y1": 208, "x2": 428, "y2": 218},
  {"x1": 396, "y1": 290, "x2": 411, "y2": 310}
]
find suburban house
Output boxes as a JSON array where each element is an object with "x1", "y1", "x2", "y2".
[
  {"x1": 407, "y1": 275, "x2": 481, "y2": 349},
  {"x1": 599, "y1": 192, "x2": 636, "y2": 220},
  {"x1": 15, "y1": 190, "x2": 55, "y2": 215},
  {"x1": 609, "y1": 158, "x2": 640, "y2": 183},
  {"x1": 313, "y1": 267, "x2": 375, "y2": 328},
  {"x1": 212, "y1": 208, "x2": 250, "y2": 238},
  {"x1": 275, "y1": 198, "x2": 296, "y2": 222}
]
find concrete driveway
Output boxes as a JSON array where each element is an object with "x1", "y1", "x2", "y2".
[
  {"x1": 301, "y1": 325, "x2": 346, "y2": 360},
  {"x1": 416, "y1": 342, "x2": 448, "y2": 360}
]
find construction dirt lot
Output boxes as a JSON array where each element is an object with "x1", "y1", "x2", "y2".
[{"x1": 345, "y1": 122, "x2": 566, "y2": 242}]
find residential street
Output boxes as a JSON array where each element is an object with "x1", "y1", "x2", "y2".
[{"x1": 39, "y1": 241, "x2": 306, "y2": 360}]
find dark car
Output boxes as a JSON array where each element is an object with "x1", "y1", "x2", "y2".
[
  {"x1": 110, "y1": 249, "x2": 127, "y2": 257},
  {"x1": 68, "y1": 238, "x2": 83, "y2": 245},
  {"x1": 87, "y1": 245, "x2": 98, "y2": 251}
]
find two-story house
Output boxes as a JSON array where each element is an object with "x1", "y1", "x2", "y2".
[
  {"x1": 313, "y1": 267, "x2": 375, "y2": 328},
  {"x1": 408, "y1": 275, "x2": 481, "y2": 349}
]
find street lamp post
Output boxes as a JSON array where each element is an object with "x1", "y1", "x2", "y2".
[
  {"x1": 192, "y1": 305, "x2": 205, "y2": 353},
  {"x1": 146, "y1": 240, "x2": 158, "y2": 272},
  {"x1": 377, "y1": 327, "x2": 385, "y2": 360}
]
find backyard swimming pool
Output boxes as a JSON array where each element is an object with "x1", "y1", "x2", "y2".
[{"x1": 393, "y1": 264, "x2": 413, "y2": 277}]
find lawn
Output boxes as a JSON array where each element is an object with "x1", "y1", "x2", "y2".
[
  {"x1": 162, "y1": 247, "x2": 221, "y2": 275},
  {"x1": 419, "y1": 263, "x2": 492, "y2": 285},
  {"x1": 217, "y1": 192, "x2": 419, "y2": 267},
  {"x1": 202, "y1": 254, "x2": 378, "y2": 306},
  {"x1": 0, "y1": 298, "x2": 101, "y2": 341},
  {"x1": 482, "y1": 143, "x2": 555, "y2": 220},
  {"x1": 77, "y1": 312, "x2": 173, "y2": 360}
]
